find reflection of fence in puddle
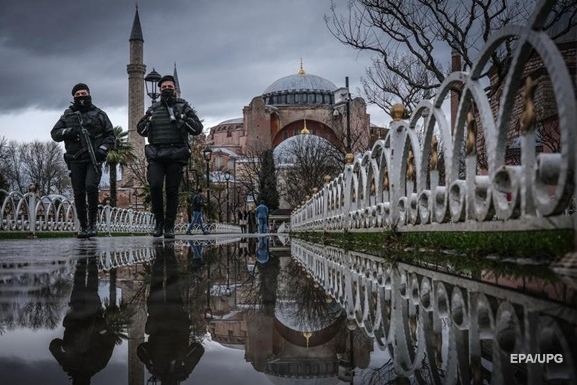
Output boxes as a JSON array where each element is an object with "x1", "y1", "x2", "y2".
[
  {"x1": 291, "y1": 239, "x2": 577, "y2": 384},
  {"x1": 95, "y1": 237, "x2": 243, "y2": 271},
  {"x1": 97, "y1": 247, "x2": 155, "y2": 272}
]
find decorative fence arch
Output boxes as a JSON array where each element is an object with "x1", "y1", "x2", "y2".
[{"x1": 0, "y1": 188, "x2": 241, "y2": 235}]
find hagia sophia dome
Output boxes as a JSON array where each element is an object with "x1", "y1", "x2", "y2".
[{"x1": 262, "y1": 62, "x2": 338, "y2": 106}]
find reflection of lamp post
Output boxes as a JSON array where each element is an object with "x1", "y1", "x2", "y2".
[
  {"x1": 203, "y1": 146, "x2": 213, "y2": 222},
  {"x1": 224, "y1": 170, "x2": 231, "y2": 224},
  {"x1": 204, "y1": 257, "x2": 213, "y2": 323},
  {"x1": 225, "y1": 247, "x2": 232, "y2": 297},
  {"x1": 144, "y1": 68, "x2": 162, "y2": 103}
]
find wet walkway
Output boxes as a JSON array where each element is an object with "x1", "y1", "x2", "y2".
[{"x1": 0, "y1": 235, "x2": 575, "y2": 385}]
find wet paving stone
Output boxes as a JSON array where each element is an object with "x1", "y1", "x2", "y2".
[{"x1": 0, "y1": 235, "x2": 575, "y2": 385}]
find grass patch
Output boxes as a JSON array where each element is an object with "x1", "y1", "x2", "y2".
[
  {"x1": 291, "y1": 229, "x2": 573, "y2": 281},
  {"x1": 292, "y1": 229, "x2": 573, "y2": 260}
]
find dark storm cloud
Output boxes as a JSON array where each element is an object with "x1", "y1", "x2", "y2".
[{"x1": 0, "y1": 0, "x2": 373, "y2": 126}]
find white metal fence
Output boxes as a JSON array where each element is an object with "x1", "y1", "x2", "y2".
[
  {"x1": 0, "y1": 189, "x2": 241, "y2": 235},
  {"x1": 291, "y1": 0, "x2": 576, "y2": 237}
]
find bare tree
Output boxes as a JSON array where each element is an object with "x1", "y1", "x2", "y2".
[
  {"x1": 276, "y1": 135, "x2": 344, "y2": 207},
  {"x1": 18, "y1": 140, "x2": 71, "y2": 196},
  {"x1": 236, "y1": 141, "x2": 271, "y2": 205},
  {"x1": 0, "y1": 137, "x2": 10, "y2": 191},
  {"x1": 1, "y1": 140, "x2": 70, "y2": 195},
  {"x1": 325, "y1": 0, "x2": 577, "y2": 114}
]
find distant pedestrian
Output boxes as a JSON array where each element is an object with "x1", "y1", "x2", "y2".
[
  {"x1": 186, "y1": 188, "x2": 209, "y2": 235},
  {"x1": 238, "y1": 209, "x2": 247, "y2": 233},
  {"x1": 255, "y1": 201, "x2": 269, "y2": 234}
]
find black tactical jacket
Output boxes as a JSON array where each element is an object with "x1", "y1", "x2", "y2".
[
  {"x1": 136, "y1": 98, "x2": 203, "y2": 146},
  {"x1": 51, "y1": 104, "x2": 115, "y2": 163}
]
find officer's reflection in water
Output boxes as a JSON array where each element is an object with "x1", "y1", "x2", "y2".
[
  {"x1": 138, "y1": 241, "x2": 204, "y2": 385},
  {"x1": 50, "y1": 251, "x2": 118, "y2": 385}
]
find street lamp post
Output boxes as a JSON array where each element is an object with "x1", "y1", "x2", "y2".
[
  {"x1": 144, "y1": 68, "x2": 162, "y2": 103},
  {"x1": 203, "y1": 146, "x2": 213, "y2": 223},
  {"x1": 345, "y1": 76, "x2": 351, "y2": 154},
  {"x1": 132, "y1": 189, "x2": 139, "y2": 211},
  {"x1": 224, "y1": 170, "x2": 231, "y2": 223}
]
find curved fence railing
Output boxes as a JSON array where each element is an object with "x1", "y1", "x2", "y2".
[
  {"x1": 291, "y1": 238, "x2": 577, "y2": 384},
  {"x1": 291, "y1": 0, "x2": 576, "y2": 236},
  {"x1": 0, "y1": 189, "x2": 241, "y2": 235}
]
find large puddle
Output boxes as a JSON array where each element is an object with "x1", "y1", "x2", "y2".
[{"x1": 0, "y1": 236, "x2": 575, "y2": 385}]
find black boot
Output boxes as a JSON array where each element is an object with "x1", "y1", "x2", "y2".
[
  {"x1": 152, "y1": 221, "x2": 164, "y2": 237},
  {"x1": 87, "y1": 206, "x2": 98, "y2": 238},
  {"x1": 77, "y1": 223, "x2": 89, "y2": 239},
  {"x1": 87, "y1": 223, "x2": 98, "y2": 238},
  {"x1": 164, "y1": 223, "x2": 175, "y2": 239}
]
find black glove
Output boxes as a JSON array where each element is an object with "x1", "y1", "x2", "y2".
[
  {"x1": 61, "y1": 127, "x2": 78, "y2": 140},
  {"x1": 96, "y1": 145, "x2": 108, "y2": 162}
]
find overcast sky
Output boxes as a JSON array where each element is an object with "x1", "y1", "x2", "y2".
[{"x1": 0, "y1": 0, "x2": 390, "y2": 144}]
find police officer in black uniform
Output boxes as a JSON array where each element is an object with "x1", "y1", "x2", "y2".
[
  {"x1": 137, "y1": 75, "x2": 203, "y2": 238},
  {"x1": 51, "y1": 83, "x2": 115, "y2": 238}
]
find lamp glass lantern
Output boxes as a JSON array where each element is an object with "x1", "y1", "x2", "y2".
[
  {"x1": 144, "y1": 68, "x2": 162, "y2": 102},
  {"x1": 203, "y1": 146, "x2": 213, "y2": 162}
]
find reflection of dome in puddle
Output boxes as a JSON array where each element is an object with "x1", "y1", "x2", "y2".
[
  {"x1": 274, "y1": 300, "x2": 344, "y2": 348},
  {"x1": 265, "y1": 374, "x2": 341, "y2": 385},
  {"x1": 275, "y1": 300, "x2": 342, "y2": 332}
]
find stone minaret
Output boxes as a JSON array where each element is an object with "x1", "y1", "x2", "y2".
[{"x1": 125, "y1": 5, "x2": 146, "y2": 187}]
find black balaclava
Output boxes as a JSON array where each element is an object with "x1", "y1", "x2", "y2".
[
  {"x1": 161, "y1": 88, "x2": 176, "y2": 105},
  {"x1": 71, "y1": 83, "x2": 92, "y2": 112},
  {"x1": 73, "y1": 95, "x2": 92, "y2": 111},
  {"x1": 158, "y1": 75, "x2": 176, "y2": 105}
]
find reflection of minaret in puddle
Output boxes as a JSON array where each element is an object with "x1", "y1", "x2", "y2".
[{"x1": 123, "y1": 278, "x2": 147, "y2": 385}]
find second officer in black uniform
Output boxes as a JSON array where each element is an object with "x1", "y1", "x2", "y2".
[{"x1": 137, "y1": 75, "x2": 203, "y2": 238}]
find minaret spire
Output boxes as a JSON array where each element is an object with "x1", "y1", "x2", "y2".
[
  {"x1": 173, "y1": 62, "x2": 181, "y2": 98},
  {"x1": 129, "y1": 3, "x2": 143, "y2": 42}
]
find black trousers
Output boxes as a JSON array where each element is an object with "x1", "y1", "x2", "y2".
[
  {"x1": 69, "y1": 161, "x2": 101, "y2": 227},
  {"x1": 148, "y1": 160, "x2": 184, "y2": 227}
]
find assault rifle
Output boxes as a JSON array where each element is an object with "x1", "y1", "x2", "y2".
[{"x1": 75, "y1": 111, "x2": 99, "y2": 174}]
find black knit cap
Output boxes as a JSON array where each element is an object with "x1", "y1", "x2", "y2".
[
  {"x1": 158, "y1": 75, "x2": 175, "y2": 87},
  {"x1": 71, "y1": 83, "x2": 90, "y2": 95}
]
